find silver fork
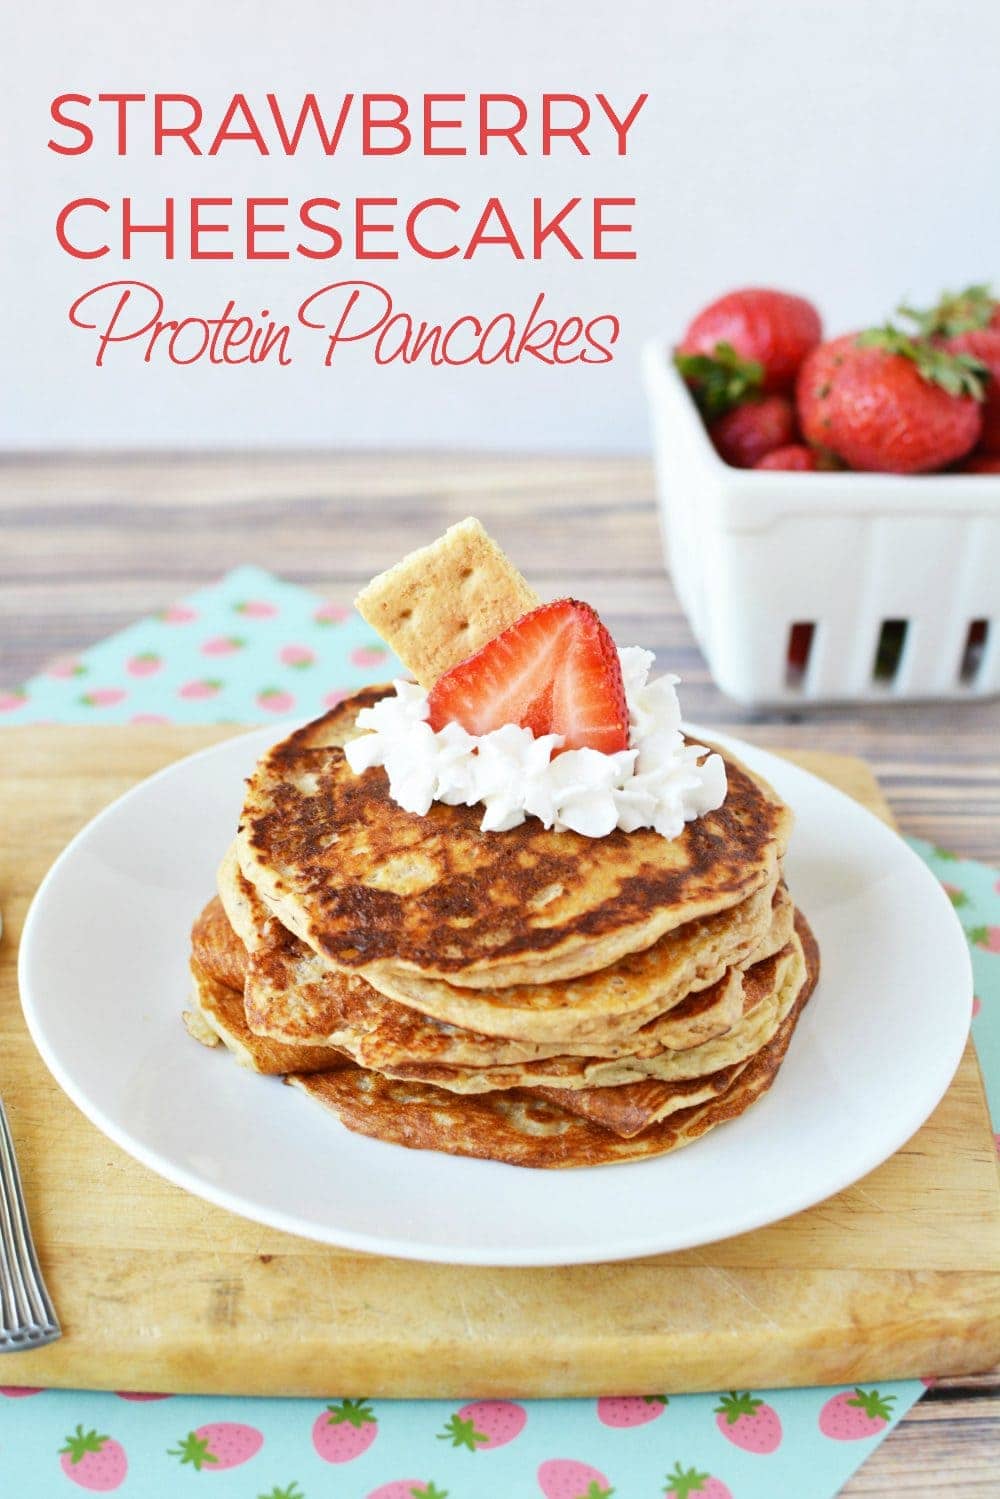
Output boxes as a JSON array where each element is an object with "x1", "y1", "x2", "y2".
[{"x1": 0, "y1": 1099, "x2": 60, "y2": 1351}]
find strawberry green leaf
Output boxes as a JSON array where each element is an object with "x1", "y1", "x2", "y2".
[
  {"x1": 437, "y1": 1414, "x2": 488, "y2": 1449},
  {"x1": 674, "y1": 341, "x2": 765, "y2": 416},
  {"x1": 856, "y1": 325, "x2": 989, "y2": 400},
  {"x1": 168, "y1": 1432, "x2": 219, "y2": 1469},
  {"x1": 899, "y1": 283, "x2": 997, "y2": 338},
  {"x1": 60, "y1": 1427, "x2": 109, "y2": 1463},
  {"x1": 715, "y1": 1390, "x2": 762, "y2": 1420},
  {"x1": 326, "y1": 1397, "x2": 376, "y2": 1428},
  {"x1": 847, "y1": 1387, "x2": 896, "y2": 1420},
  {"x1": 967, "y1": 925, "x2": 990, "y2": 945},
  {"x1": 664, "y1": 1465, "x2": 709, "y2": 1499}
]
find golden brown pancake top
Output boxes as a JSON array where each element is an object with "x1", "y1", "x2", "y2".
[{"x1": 238, "y1": 688, "x2": 792, "y2": 985}]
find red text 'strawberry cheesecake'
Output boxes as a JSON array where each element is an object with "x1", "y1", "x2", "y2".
[{"x1": 184, "y1": 520, "x2": 818, "y2": 1167}]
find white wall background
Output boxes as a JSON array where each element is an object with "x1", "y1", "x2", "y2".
[{"x1": 3, "y1": 0, "x2": 999, "y2": 453}]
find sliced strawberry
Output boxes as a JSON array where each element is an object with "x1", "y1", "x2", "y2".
[{"x1": 426, "y1": 599, "x2": 629, "y2": 754}]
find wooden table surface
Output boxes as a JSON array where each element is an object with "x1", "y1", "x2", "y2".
[{"x1": 1, "y1": 450, "x2": 998, "y2": 1493}]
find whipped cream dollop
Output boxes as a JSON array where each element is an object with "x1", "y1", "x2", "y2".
[{"x1": 344, "y1": 647, "x2": 727, "y2": 839}]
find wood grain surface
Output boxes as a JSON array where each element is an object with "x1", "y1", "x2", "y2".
[
  {"x1": 2, "y1": 728, "x2": 999, "y2": 1405},
  {"x1": 1, "y1": 451, "x2": 998, "y2": 1492}
]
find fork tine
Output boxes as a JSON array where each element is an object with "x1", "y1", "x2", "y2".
[{"x1": 0, "y1": 1101, "x2": 60, "y2": 1350}]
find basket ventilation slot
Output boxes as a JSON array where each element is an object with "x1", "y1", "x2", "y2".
[
  {"x1": 873, "y1": 619, "x2": 908, "y2": 684},
  {"x1": 959, "y1": 619, "x2": 990, "y2": 684},
  {"x1": 785, "y1": 622, "x2": 816, "y2": 689}
]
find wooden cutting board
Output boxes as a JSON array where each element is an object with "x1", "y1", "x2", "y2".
[{"x1": 2, "y1": 727, "x2": 999, "y2": 1397}]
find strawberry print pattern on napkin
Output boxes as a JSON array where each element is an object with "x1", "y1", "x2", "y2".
[
  {"x1": 0, "y1": 566, "x2": 399, "y2": 727},
  {"x1": 0, "y1": 1385, "x2": 923, "y2": 1499}
]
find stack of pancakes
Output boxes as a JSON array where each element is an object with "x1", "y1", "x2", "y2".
[{"x1": 185, "y1": 686, "x2": 819, "y2": 1169}]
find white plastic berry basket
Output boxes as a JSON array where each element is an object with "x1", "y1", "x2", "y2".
[{"x1": 642, "y1": 339, "x2": 1000, "y2": 707}]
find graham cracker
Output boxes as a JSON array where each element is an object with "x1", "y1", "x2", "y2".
[{"x1": 354, "y1": 518, "x2": 540, "y2": 686}]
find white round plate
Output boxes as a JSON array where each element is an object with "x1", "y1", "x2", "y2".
[{"x1": 19, "y1": 723, "x2": 972, "y2": 1266}]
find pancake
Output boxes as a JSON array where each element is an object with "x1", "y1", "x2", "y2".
[
  {"x1": 236, "y1": 687, "x2": 793, "y2": 989},
  {"x1": 286, "y1": 914, "x2": 818, "y2": 1168},
  {"x1": 546, "y1": 909, "x2": 820, "y2": 1136},
  {"x1": 220, "y1": 835, "x2": 789, "y2": 1050},
  {"x1": 375, "y1": 932, "x2": 806, "y2": 1094},
  {"x1": 357, "y1": 880, "x2": 792, "y2": 1044},
  {"x1": 183, "y1": 958, "x2": 342, "y2": 1075},
  {"x1": 202, "y1": 874, "x2": 789, "y2": 1074},
  {"x1": 191, "y1": 893, "x2": 246, "y2": 992}
]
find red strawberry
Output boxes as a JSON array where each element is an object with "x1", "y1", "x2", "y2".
[
  {"x1": 958, "y1": 454, "x2": 1000, "y2": 473},
  {"x1": 714, "y1": 1390, "x2": 782, "y2": 1453},
  {"x1": 1, "y1": 1386, "x2": 44, "y2": 1395},
  {"x1": 945, "y1": 329, "x2": 1000, "y2": 453},
  {"x1": 797, "y1": 329, "x2": 984, "y2": 473},
  {"x1": 663, "y1": 1463, "x2": 731, "y2": 1499},
  {"x1": 596, "y1": 1395, "x2": 667, "y2": 1428},
  {"x1": 818, "y1": 1387, "x2": 896, "y2": 1440},
  {"x1": 678, "y1": 288, "x2": 821, "y2": 393},
  {"x1": 169, "y1": 1422, "x2": 263, "y2": 1470},
  {"x1": 58, "y1": 1426, "x2": 127, "y2": 1491},
  {"x1": 438, "y1": 1399, "x2": 526, "y2": 1450},
  {"x1": 427, "y1": 599, "x2": 628, "y2": 755},
  {"x1": 313, "y1": 1398, "x2": 378, "y2": 1462},
  {"x1": 753, "y1": 443, "x2": 818, "y2": 471},
  {"x1": 709, "y1": 395, "x2": 796, "y2": 468}
]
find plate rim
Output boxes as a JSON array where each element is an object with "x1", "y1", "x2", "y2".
[{"x1": 17, "y1": 720, "x2": 974, "y2": 1267}]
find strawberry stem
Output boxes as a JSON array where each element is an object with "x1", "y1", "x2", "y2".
[
  {"x1": 847, "y1": 1387, "x2": 897, "y2": 1421},
  {"x1": 715, "y1": 1389, "x2": 762, "y2": 1421},
  {"x1": 168, "y1": 1432, "x2": 219, "y2": 1469},
  {"x1": 59, "y1": 1426, "x2": 108, "y2": 1463},
  {"x1": 663, "y1": 1464, "x2": 709, "y2": 1499},
  {"x1": 674, "y1": 341, "x2": 764, "y2": 416},
  {"x1": 899, "y1": 283, "x2": 997, "y2": 338},
  {"x1": 437, "y1": 1413, "x2": 487, "y2": 1449},
  {"x1": 856, "y1": 324, "x2": 988, "y2": 400},
  {"x1": 326, "y1": 1397, "x2": 376, "y2": 1428}
]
